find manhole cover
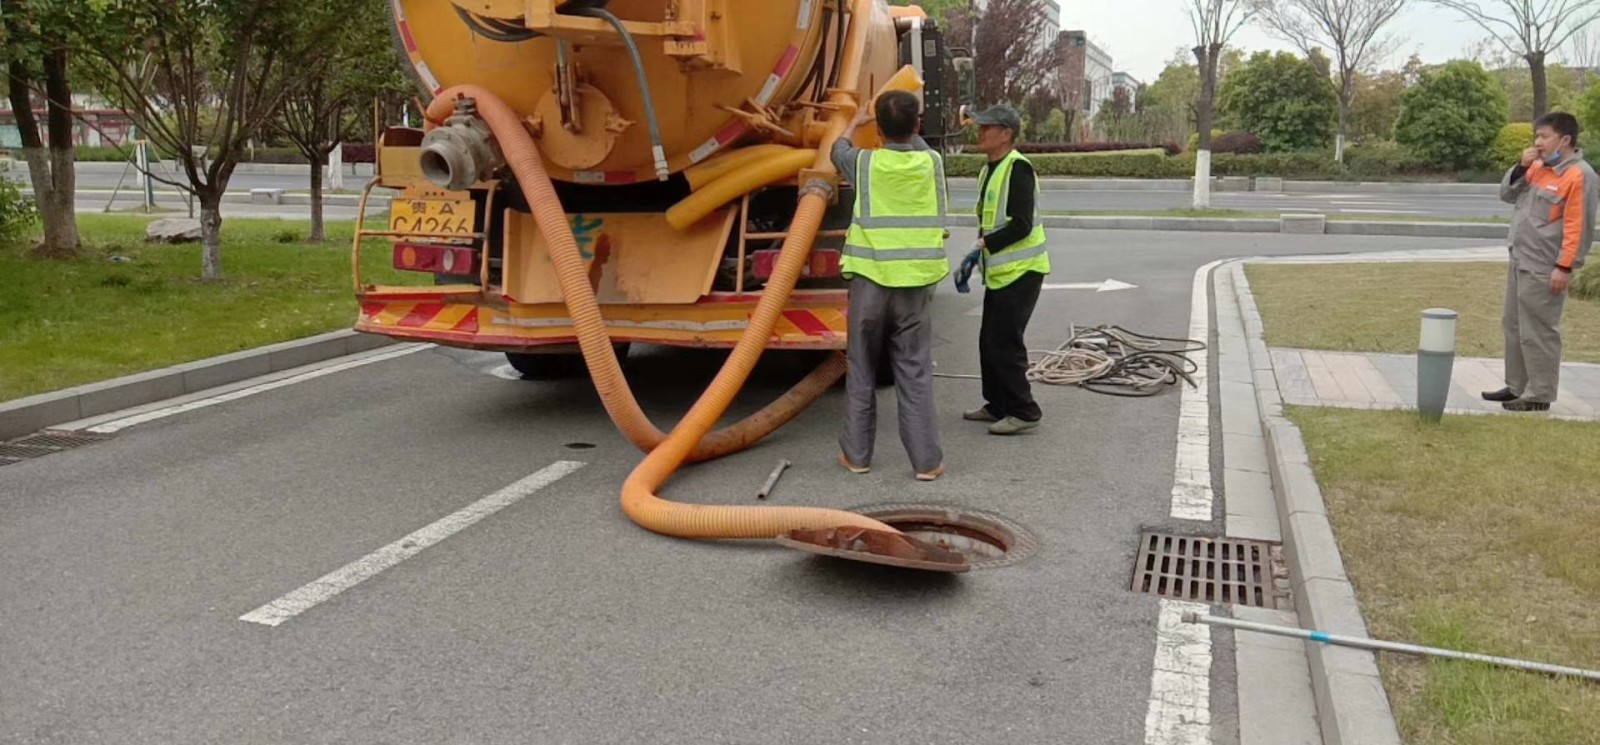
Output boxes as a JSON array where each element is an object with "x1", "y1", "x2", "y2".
[
  {"x1": 0, "y1": 430, "x2": 112, "y2": 468},
  {"x1": 845, "y1": 502, "x2": 1039, "y2": 571},
  {"x1": 1131, "y1": 532, "x2": 1284, "y2": 608}
]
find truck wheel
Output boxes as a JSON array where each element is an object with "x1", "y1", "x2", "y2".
[{"x1": 505, "y1": 344, "x2": 630, "y2": 380}]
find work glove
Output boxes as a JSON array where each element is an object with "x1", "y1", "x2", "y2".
[{"x1": 954, "y1": 247, "x2": 982, "y2": 294}]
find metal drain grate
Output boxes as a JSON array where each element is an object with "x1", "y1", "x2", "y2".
[
  {"x1": 0, "y1": 430, "x2": 113, "y2": 467},
  {"x1": 1131, "y1": 532, "x2": 1284, "y2": 608}
]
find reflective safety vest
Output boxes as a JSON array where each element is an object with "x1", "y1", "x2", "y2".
[
  {"x1": 977, "y1": 149, "x2": 1050, "y2": 290},
  {"x1": 842, "y1": 148, "x2": 951, "y2": 288}
]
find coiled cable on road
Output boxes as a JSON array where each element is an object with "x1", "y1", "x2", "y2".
[{"x1": 1026, "y1": 325, "x2": 1205, "y2": 397}]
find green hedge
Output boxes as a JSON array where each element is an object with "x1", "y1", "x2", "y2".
[
  {"x1": 947, "y1": 151, "x2": 1356, "y2": 180},
  {"x1": 47, "y1": 145, "x2": 317, "y2": 164}
]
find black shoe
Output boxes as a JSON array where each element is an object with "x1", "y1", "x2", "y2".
[
  {"x1": 1482, "y1": 387, "x2": 1518, "y2": 402},
  {"x1": 1503, "y1": 399, "x2": 1551, "y2": 412}
]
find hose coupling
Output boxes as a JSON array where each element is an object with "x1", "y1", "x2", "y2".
[{"x1": 420, "y1": 97, "x2": 505, "y2": 190}]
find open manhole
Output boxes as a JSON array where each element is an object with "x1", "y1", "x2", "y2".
[
  {"x1": 1131, "y1": 532, "x2": 1287, "y2": 608},
  {"x1": 844, "y1": 503, "x2": 1038, "y2": 571},
  {"x1": 0, "y1": 430, "x2": 112, "y2": 468}
]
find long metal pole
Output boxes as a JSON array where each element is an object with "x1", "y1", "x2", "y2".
[{"x1": 1183, "y1": 612, "x2": 1600, "y2": 683}]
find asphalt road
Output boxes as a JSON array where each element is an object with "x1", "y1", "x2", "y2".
[{"x1": 0, "y1": 229, "x2": 1478, "y2": 743}]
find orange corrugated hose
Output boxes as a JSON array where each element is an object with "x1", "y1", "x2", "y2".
[
  {"x1": 423, "y1": 91, "x2": 846, "y2": 466},
  {"x1": 424, "y1": 79, "x2": 895, "y2": 538}
]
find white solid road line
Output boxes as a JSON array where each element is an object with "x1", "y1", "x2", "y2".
[
  {"x1": 1170, "y1": 260, "x2": 1220, "y2": 521},
  {"x1": 1143, "y1": 599, "x2": 1216, "y2": 745},
  {"x1": 240, "y1": 461, "x2": 587, "y2": 627},
  {"x1": 86, "y1": 344, "x2": 430, "y2": 434}
]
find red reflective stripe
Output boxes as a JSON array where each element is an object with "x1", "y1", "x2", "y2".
[
  {"x1": 399, "y1": 21, "x2": 418, "y2": 53},
  {"x1": 397, "y1": 303, "x2": 444, "y2": 328},
  {"x1": 782, "y1": 310, "x2": 830, "y2": 337},
  {"x1": 451, "y1": 308, "x2": 480, "y2": 333},
  {"x1": 361, "y1": 302, "x2": 386, "y2": 319},
  {"x1": 774, "y1": 45, "x2": 801, "y2": 76},
  {"x1": 715, "y1": 122, "x2": 745, "y2": 145}
]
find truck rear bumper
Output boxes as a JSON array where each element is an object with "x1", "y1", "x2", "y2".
[{"x1": 355, "y1": 286, "x2": 849, "y2": 352}]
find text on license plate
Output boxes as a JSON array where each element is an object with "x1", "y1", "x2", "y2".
[{"x1": 390, "y1": 199, "x2": 476, "y2": 235}]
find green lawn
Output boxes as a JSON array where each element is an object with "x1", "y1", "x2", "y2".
[
  {"x1": 0, "y1": 214, "x2": 427, "y2": 402},
  {"x1": 1246, "y1": 262, "x2": 1600, "y2": 363},
  {"x1": 1291, "y1": 407, "x2": 1600, "y2": 744}
]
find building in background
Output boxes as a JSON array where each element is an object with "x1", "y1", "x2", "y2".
[
  {"x1": 1060, "y1": 30, "x2": 1114, "y2": 126},
  {"x1": 0, "y1": 94, "x2": 134, "y2": 150},
  {"x1": 1111, "y1": 71, "x2": 1143, "y2": 100}
]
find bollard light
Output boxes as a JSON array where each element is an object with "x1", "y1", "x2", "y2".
[{"x1": 1417, "y1": 308, "x2": 1458, "y2": 424}]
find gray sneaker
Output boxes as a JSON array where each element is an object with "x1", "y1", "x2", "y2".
[
  {"x1": 963, "y1": 406, "x2": 999, "y2": 422},
  {"x1": 988, "y1": 416, "x2": 1039, "y2": 435}
]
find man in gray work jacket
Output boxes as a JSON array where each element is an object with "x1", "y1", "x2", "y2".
[{"x1": 1485, "y1": 112, "x2": 1599, "y2": 411}]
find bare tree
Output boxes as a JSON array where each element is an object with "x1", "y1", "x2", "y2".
[
  {"x1": 1430, "y1": 0, "x2": 1600, "y2": 119},
  {"x1": 973, "y1": 0, "x2": 1064, "y2": 107},
  {"x1": 1250, "y1": 0, "x2": 1407, "y2": 162},
  {"x1": 1563, "y1": 26, "x2": 1600, "y2": 69},
  {"x1": 1187, "y1": 0, "x2": 1253, "y2": 208},
  {"x1": 270, "y1": 0, "x2": 408, "y2": 243},
  {"x1": 3, "y1": 1, "x2": 80, "y2": 258}
]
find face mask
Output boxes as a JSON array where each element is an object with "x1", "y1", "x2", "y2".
[{"x1": 1545, "y1": 139, "x2": 1569, "y2": 165}]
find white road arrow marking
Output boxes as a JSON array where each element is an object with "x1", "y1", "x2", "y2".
[{"x1": 1039, "y1": 278, "x2": 1140, "y2": 292}]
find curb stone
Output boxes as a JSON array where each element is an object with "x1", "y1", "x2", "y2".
[
  {"x1": 943, "y1": 214, "x2": 1506, "y2": 240},
  {"x1": 1226, "y1": 262, "x2": 1404, "y2": 745},
  {"x1": 0, "y1": 330, "x2": 396, "y2": 441}
]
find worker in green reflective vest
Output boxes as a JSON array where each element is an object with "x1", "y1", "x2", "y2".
[
  {"x1": 832, "y1": 90, "x2": 951, "y2": 481},
  {"x1": 956, "y1": 104, "x2": 1051, "y2": 435}
]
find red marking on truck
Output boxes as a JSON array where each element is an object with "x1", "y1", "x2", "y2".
[
  {"x1": 398, "y1": 303, "x2": 445, "y2": 328},
  {"x1": 715, "y1": 122, "x2": 746, "y2": 145},
  {"x1": 399, "y1": 21, "x2": 418, "y2": 53},
  {"x1": 774, "y1": 45, "x2": 801, "y2": 76},
  {"x1": 782, "y1": 310, "x2": 831, "y2": 337},
  {"x1": 451, "y1": 308, "x2": 480, "y2": 333}
]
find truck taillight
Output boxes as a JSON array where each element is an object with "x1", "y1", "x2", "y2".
[
  {"x1": 751, "y1": 248, "x2": 841, "y2": 280},
  {"x1": 394, "y1": 243, "x2": 479, "y2": 276}
]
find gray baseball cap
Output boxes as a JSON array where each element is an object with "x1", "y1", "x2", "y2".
[{"x1": 968, "y1": 104, "x2": 1022, "y2": 135}]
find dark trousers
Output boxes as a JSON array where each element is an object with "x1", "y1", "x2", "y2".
[
  {"x1": 979, "y1": 271, "x2": 1044, "y2": 422},
  {"x1": 840, "y1": 277, "x2": 943, "y2": 472}
]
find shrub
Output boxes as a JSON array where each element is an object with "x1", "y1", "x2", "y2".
[
  {"x1": 1187, "y1": 129, "x2": 1225, "y2": 152},
  {"x1": 1212, "y1": 131, "x2": 1264, "y2": 154},
  {"x1": 341, "y1": 142, "x2": 376, "y2": 164},
  {"x1": 945, "y1": 151, "x2": 1190, "y2": 179},
  {"x1": 1491, "y1": 123, "x2": 1535, "y2": 169},
  {"x1": 1013, "y1": 141, "x2": 1182, "y2": 156},
  {"x1": 1219, "y1": 51, "x2": 1339, "y2": 153},
  {"x1": 1344, "y1": 141, "x2": 1438, "y2": 179},
  {"x1": 0, "y1": 162, "x2": 38, "y2": 248},
  {"x1": 1395, "y1": 60, "x2": 1508, "y2": 170}
]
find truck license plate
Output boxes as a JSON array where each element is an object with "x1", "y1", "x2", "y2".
[{"x1": 389, "y1": 198, "x2": 476, "y2": 236}]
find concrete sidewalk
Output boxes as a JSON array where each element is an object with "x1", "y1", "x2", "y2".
[{"x1": 1271, "y1": 348, "x2": 1600, "y2": 420}]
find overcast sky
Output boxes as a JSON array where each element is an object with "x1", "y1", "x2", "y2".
[{"x1": 1063, "y1": 3, "x2": 1503, "y2": 83}]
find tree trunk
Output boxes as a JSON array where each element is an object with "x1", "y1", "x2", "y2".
[
  {"x1": 37, "y1": 46, "x2": 79, "y2": 258},
  {"x1": 1193, "y1": 43, "x2": 1220, "y2": 209},
  {"x1": 1529, "y1": 51, "x2": 1549, "y2": 121},
  {"x1": 199, "y1": 193, "x2": 224, "y2": 280},
  {"x1": 1336, "y1": 71, "x2": 1354, "y2": 164},
  {"x1": 308, "y1": 151, "x2": 326, "y2": 243}
]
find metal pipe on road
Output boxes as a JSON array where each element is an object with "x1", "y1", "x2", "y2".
[{"x1": 1183, "y1": 612, "x2": 1600, "y2": 683}]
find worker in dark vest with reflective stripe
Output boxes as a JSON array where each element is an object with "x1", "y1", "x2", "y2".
[
  {"x1": 832, "y1": 90, "x2": 950, "y2": 481},
  {"x1": 957, "y1": 104, "x2": 1051, "y2": 435}
]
